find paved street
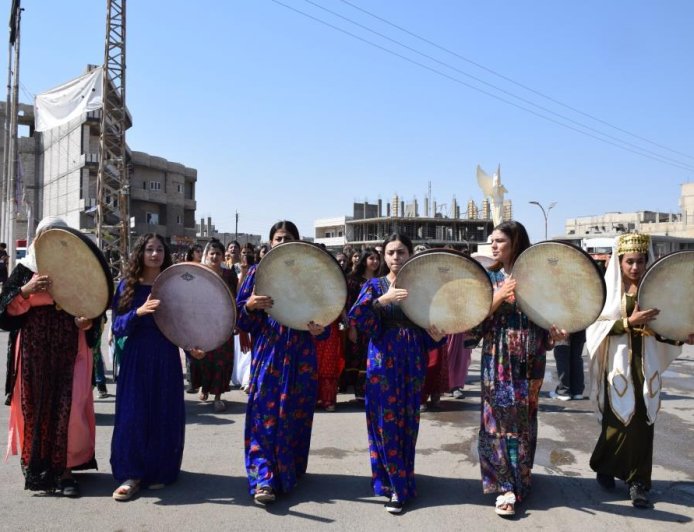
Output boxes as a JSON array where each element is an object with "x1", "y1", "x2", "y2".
[{"x1": 0, "y1": 327, "x2": 692, "y2": 531}]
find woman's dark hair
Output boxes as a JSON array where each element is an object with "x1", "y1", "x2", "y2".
[
  {"x1": 185, "y1": 244, "x2": 202, "y2": 262},
  {"x1": 489, "y1": 220, "x2": 531, "y2": 272},
  {"x1": 227, "y1": 240, "x2": 240, "y2": 250},
  {"x1": 117, "y1": 233, "x2": 172, "y2": 314},
  {"x1": 269, "y1": 220, "x2": 300, "y2": 242},
  {"x1": 205, "y1": 238, "x2": 225, "y2": 258},
  {"x1": 349, "y1": 247, "x2": 380, "y2": 279},
  {"x1": 255, "y1": 243, "x2": 270, "y2": 263},
  {"x1": 380, "y1": 233, "x2": 414, "y2": 275}
]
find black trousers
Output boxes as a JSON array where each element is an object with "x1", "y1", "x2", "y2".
[{"x1": 553, "y1": 330, "x2": 586, "y2": 396}]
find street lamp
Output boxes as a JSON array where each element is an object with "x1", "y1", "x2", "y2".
[{"x1": 529, "y1": 201, "x2": 557, "y2": 240}]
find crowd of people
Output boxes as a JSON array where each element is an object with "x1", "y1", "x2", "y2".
[{"x1": 1, "y1": 218, "x2": 692, "y2": 518}]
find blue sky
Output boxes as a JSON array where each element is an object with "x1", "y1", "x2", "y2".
[{"x1": 9, "y1": 0, "x2": 694, "y2": 242}]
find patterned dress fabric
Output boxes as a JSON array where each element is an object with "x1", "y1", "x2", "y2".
[
  {"x1": 110, "y1": 281, "x2": 185, "y2": 487},
  {"x1": 471, "y1": 269, "x2": 550, "y2": 501},
  {"x1": 236, "y1": 265, "x2": 328, "y2": 495},
  {"x1": 314, "y1": 320, "x2": 344, "y2": 408},
  {"x1": 190, "y1": 268, "x2": 236, "y2": 395},
  {"x1": 1, "y1": 264, "x2": 97, "y2": 491},
  {"x1": 342, "y1": 275, "x2": 369, "y2": 398},
  {"x1": 348, "y1": 276, "x2": 441, "y2": 504}
]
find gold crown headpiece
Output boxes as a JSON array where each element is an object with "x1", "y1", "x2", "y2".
[{"x1": 617, "y1": 232, "x2": 650, "y2": 255}]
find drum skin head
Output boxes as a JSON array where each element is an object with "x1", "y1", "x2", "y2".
[
  {"x1": 152, "y1": 263, "x2": 236, "y2": 351},
  {"x1": 255, "y1": 241, "x2": 347, "y2": 330},
  {"x1": 34, "y1": 227, "x2": 113, "y2": 319},
  {"x1": 397, "y1": 250, "x2": 492, "y2": 333},
  {"x1": 513, "y1": 241, "x2": 606, "y2": 333},
  {"x1": 638, "y1": 250, "x2": 694, "y2": 342}
]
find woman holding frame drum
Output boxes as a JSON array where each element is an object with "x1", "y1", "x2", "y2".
[
  {"x1": 110, "y1": 233, "x2": 197, "y2": 501},
  {"x1": 586, "y1": 233, "x2": 694, "y2": 508},
  {"x1": 348, "y1": 233, "x2": 445, "y2": 514},
  {"x1": 236, "y1": 220, "x2": 327, "y2": 504},
  {"x1": 467, "y1": 220, "x2": 567, "y2": 517},
  {"x1": 0, "y1": 217, "x2": 98, "y2": 497}
]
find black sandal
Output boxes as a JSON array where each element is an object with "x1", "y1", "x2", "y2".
[
  {"x1": 629, "y1": 482, "x2": 651, "y2": 509},
  {"x1": 58, "y1": 478, "x2": 80, "y2": 498}
]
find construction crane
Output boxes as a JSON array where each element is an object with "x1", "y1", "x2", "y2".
[{"x1": 96, "y1": 0, "x2": 130, "y2": 277}]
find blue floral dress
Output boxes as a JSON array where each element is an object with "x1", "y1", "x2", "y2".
[
  {"x1": 236, "y1": 265, "x2": 328, "y2": 495},
  {"x1": 470, "y1": 269, "x2": 551, "y2": 501},
  {"x1": 348, "y1": 276, "x2": 442, "y2": 504},
  {"x1": 110, "y1": 281, "x2": 185, "y2": 487}
]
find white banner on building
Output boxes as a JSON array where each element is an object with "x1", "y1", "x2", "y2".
[{"x1": 34, "y1": 67, "x2": 103, "y2": 132}]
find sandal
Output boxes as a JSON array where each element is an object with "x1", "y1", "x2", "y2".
[
  {"x1": 199, "y1": 392, "x2": 209, "y2": 401},
  {"x1": 254, "y1": 486, "x2": 276, "y2": 504},
  {"x1": 113, "y1": 479, "x2": 141, "y2": 501},
  {"x1": 495, "y1": 492, "x2": 516, "y2": 516},
  {"x1": 214, "y1": 399, "x2": 226, "y2": 412},
  {"x1": 58, "y1": 477, "x2": 80, "y2": 498},
  {"x1": 629, "y1": 482, "x2": 651, "y2": 509}
]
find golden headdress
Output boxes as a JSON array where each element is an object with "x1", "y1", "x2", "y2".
[{"x1": 617, "y1": 232, "x2": 650, "y2": 255}]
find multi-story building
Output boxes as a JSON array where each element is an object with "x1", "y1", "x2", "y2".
[
  {"x1": 315, "y1": 193, "x2": 499, "y2": 251},
  {"x1": 1, "y1": 97, "x2": 198, "y2": 248},
  {"x1": 564, "y1": 183, "x2": 694, "y2": 239}
]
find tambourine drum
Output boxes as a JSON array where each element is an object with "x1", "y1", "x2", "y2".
[
  {"x1": 34, "y1": 227, "x2": 113, "y2": 319},
  {"x1": 397, "y1": 250, "x2": 493, "y2": 333},
  {"x1": 255, "y1": 241, "x2": 347, "y2": 330},
  {"x1": 638, "y1": 250, "x2": 694, "y2": 342},
  {"x1": 151, "y1": 263, "x2": 236, "y2": 352},
  {"x1": 471, "y1": 253, "x2": 495, "y2": 270},
  {"x1": 513, "y1": 241, "x2": 606, "y2": 333}
]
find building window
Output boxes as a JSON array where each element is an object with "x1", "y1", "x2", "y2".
[
  {"x1": 143, "y1": 181, "x2": 147, "y2": 190},
  {"x1": 177, "y1": 184, "x2": 182, "y2": 193},
  {"x1": 149, "y1": 181, "x2": 161, "y2": 191},
  {"x1": 176, "y1": 215, "x2": 182, "y2": 224},
  {"x1": 146, "y1": 212, "x2": 159, "y2": 225}
]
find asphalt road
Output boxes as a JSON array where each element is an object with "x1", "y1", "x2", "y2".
[{"x1": 0, "y1": 326, "x2": 692, "y2": 531}]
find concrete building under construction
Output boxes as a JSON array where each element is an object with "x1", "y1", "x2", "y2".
[
  {"x1": 314, "y1": 191, "x2": 509, "y2": 250},
  {"x1": 0, "y1": 100, "x2": 198, "y2": 250}
]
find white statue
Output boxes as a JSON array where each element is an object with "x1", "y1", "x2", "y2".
[{"x1": 476, "y1": 164, "x2": 507, "y2": 226}]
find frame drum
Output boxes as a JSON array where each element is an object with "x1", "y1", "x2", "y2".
[
  {"x1": 255, "y1": 241, "x2": 347, "y2": 330},
  {"x1": 151, "y1": 263, "x2": 236, "y2": 351},
  {"x1": 34, "y1": 227, "x2": 113, "y2": 319},
  {"x1": 638, "y1": 250, "x2": 694, "y2": 342},
  {"x1": 513, "y1": 241, "x2": 606, "y2": 333},
  {"x1": 397, "y1": 250, "x2": 493, "y2": 333}
]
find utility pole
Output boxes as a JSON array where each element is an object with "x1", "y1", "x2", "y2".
[
  {"x1": 96, "y1": 0, "x2": 130, "y2": 276},
  {"x1": 2, "y1": 1, "x2": 22, "y2": 271},
  {"x1": 234, "y1": 210, "x2": 238, "y2": 240}
]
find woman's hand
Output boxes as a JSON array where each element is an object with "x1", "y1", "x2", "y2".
[
  {"x1": 494, "y1": 276, "x2": 516, "y2": 304},
  {"x1": 245, "y1": 289, "x2": 273, "y2": 311},
  {"x1": 549, "y1": 325, "x2": 569, "y2": 343},
  {"x1": 74, "y1": 316, "x2": 92, "y2": 330},
  {"x1": 190, "y1": 348, "x2": 206, "y2": 360},
  {"x1": 379, "y1": 282, "x2": 408, "y2": 306},
  {"x1": 627, "y1": 304, "x2": 659, "y2": 327},
  {"x1": 307, "y1": 321, "x2": 325, "y2": 337},
  {"x1": 427, "y1": 324, "x2": 446, "y2": 342},
  {"x1": 21, "y1": 274, "x2": 51, "y2": 297},
  {"x1": 136, "y1": 294, "x2": 160, "y2": 317}
]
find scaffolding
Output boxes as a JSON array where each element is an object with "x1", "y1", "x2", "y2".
[{"x1": 96, "y1": 0, "x2": 129, "y2": 276}]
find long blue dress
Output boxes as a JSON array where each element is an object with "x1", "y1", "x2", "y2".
[
  {"x1": 236, "y1": 265, "x2": 328, "y2": 495},
  {"x1": 348, "y1": 276, "x2": 442, "y2": 504},
  {"x1": 110, "y1": 281, "x2": 185, "y2": 486}
]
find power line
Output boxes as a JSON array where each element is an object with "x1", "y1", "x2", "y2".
[
  {"x1": 338, "y1": 0, "x2": 694, "y2": 163},
  {"x1": 269, "y1": 0, "x2": 694, "y2": 172},
  {"x1": 301, "y1": 0, "x2": 694, "y2": 170}
]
